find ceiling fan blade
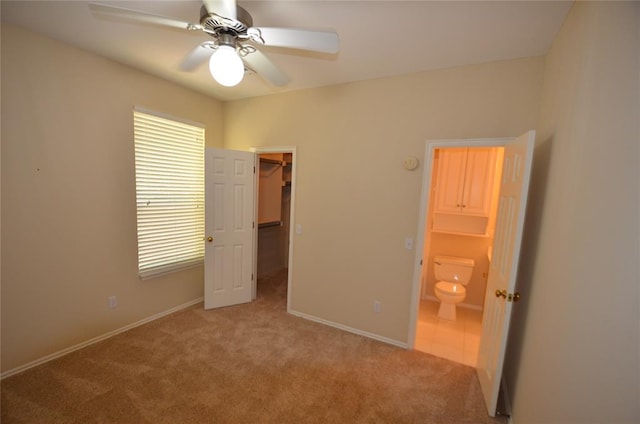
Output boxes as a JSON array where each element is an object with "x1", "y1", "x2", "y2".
[
  {"x1": 203, "y1": 0, "x2": 236, "y2": 20},
  {"x1": 180, "y1": 43, "x2": 215, "y2": 72},
  {"x1": 89, "y1": 3, "x2": 200, "y2": 31},
  {"x1": 242, "y1": 49, "x2": 289, "y2": 87},
  {"x1": 251, "y1": 27, "x2": 339, "y2": 54}
]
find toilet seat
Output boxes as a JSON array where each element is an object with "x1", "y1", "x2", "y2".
[{"x1": 435, "y1": 281, "x2": 466, "y2": 297}]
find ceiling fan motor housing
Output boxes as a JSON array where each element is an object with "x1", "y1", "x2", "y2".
[{"x1": 200, "y1": 5, "x2": 253, "y2": 36}]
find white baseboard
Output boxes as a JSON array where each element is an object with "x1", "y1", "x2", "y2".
[
  {"x1": 422, "y1": 295, "x2": 483, "y2": 312},
  {"x1": 288, "y1": 309, "x2": 408, "y2": 349},
  {"x1": 1, "y1": 297, "x2": 204, "y2": 380}
]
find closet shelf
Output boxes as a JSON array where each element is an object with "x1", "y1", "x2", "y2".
[
  {"x1": 258, "y1": 221, "x2": 282, "y2": 228},
  {"x1": 431, "y1": 229, "x2": 490, "y2": 238},
  {"x1": 260, "y1": 157, "x2": 286, "y2": 166}
]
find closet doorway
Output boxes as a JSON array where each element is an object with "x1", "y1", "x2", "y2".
[{"x1": 253, "y1": 146, "x2": 296, "y2": 311}]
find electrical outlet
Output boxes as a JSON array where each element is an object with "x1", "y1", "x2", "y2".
[
  {"x1": 108, "y1": 296, "x2": 117, "y2": 309},
  {"x1": 373, "y1": 300, "x2": 381, "y2": 313}
]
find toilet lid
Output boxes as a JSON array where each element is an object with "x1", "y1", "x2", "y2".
[{"x1": 435, "y1": 281, "x2": 466, "y2": 295}]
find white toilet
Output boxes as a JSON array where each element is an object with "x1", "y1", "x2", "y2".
[{"x1": 433, "y1": 255, "x2": 475, "y2": 321}]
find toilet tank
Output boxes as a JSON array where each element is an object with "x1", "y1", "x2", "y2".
[{"x1": 433, "y1": 256, "x2": 475, "y2": 285}]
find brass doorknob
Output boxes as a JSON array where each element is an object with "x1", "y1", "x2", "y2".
[
  {"x1": 206, "y1": 236, "x2": 213, "y2": 243},
  {"x1": 495, "y1": 290, "x2": 521, "y2": 302}
]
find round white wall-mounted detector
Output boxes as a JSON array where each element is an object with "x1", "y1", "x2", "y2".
[{"x1": 403, "y1": 156, "x2": 419, "y2": 171}]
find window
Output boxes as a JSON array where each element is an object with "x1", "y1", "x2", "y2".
[{"x1": 133, "y1": 108, "x2": 205, "y2": 279}]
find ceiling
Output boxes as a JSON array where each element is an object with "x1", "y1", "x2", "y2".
[{"x1": 1, "y1": 1, "x2": 573, "y2": 101}]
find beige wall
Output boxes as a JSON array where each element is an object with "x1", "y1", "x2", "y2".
[
  {"x1": 505, "y1": 2, "x2": 640, "y2": 423},
  {"x1": 1, "y1": 25, "x2": 224, "y2": 372},
  {"x1": 223, "y1": 57, "x2": 544, "y2": 342}
]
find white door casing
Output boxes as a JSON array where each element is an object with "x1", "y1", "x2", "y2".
[
  {"x1": 476, "y1": 130, "x2": 535, "y2": 416},
  {"x1": 204, "y1": 148, "x2": 255, "y2": 309}
]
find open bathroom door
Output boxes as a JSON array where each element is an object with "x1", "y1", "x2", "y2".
[
  {"x1": 204, "y1": 148, "x2": 256, "y2": 309},
  {"x1": 476, "y1": 130, "x2": 535, "y2": 416}
]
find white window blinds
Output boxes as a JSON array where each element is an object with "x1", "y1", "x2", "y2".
[{"x1": 133, "y1": 109, "x2": 205, "y2": 279}]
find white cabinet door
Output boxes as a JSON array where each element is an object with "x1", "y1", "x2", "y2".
[
  {"x1": 434, "y1": 148, "x2": 467, "y2": 213},
  {"x1": 461, "y1": 148, "x2": 497, "y2": 216},
  {"x1": 434, "y1": 147, "x2": 497, "y2": 217}
]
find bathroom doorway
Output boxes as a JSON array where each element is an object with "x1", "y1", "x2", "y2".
[
  {"x1": 414, "y1": 145, "x2": 504, "y2": 366},
  {"x1": 410, "y1": 133, "x2": 535, "y2": 416},
  {"x1": 408, "y1": 138, "x2": 512, "y2": 366},
  {"x1": 253, "y1": 146, "x2": 297, "y2": 310}
]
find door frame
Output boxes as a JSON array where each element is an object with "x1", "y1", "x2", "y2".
[
  {"x1": 408, "y1": 137, "x2": 513, "y2": 348},
  {"x1": 251, "y1": 146, "x2": 297, "y2": 312}
]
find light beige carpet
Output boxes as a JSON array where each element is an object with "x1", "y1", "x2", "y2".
[{"x1": 1, "y1": 270, "x2": 506, "y2": 423}]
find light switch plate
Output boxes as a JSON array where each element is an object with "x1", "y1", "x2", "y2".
[{"x1": 405, "y1": 237, "x2": 413, "y2": 250}]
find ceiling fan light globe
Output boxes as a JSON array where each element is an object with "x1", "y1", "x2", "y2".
[{"x1": 209, "y1": 45, "x2": 244, "y2": 87}]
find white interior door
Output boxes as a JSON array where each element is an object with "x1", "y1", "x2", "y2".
[
  {"x1": 204, "y1": 148, "x2": 255, "y2": 309},
  {"x1": 476, "y1": 130, "x2": 535, "y2": 415}
]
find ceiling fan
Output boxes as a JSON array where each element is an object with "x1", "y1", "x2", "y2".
[{"x1": 89, "y1": 0, "x2": 339, "y2": 87}]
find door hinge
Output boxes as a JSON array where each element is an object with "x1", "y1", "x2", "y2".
[
  {"x1": 251, "y1": 273, "x2": 254, "y2": 281},
  {"x1": 420, "y1": 259, "x2": 423, "y2": 266},
  {"x1": 253, "y1": 166, "x2": 256, "y2": 174}
]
